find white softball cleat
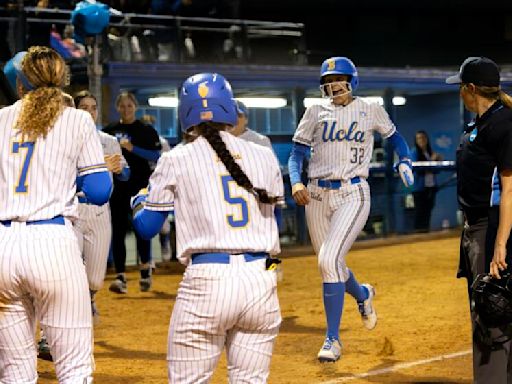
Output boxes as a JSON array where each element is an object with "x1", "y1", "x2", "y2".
[
  {"x1": 358, "y1": 283, "x2": 377, "y2": 330},
  {"x1": 317, "y1": 337, "x2": 342, "y2": 362},
  {"x1": 109, "y1": 276, "x2": 127, "y2": 294}
]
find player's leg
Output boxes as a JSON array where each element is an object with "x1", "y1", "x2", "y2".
[
  {"x1": 0, "y1": 297, "x2": 38, "y2": 384},
  {"x1": 305, "y1": 183, "x2": 331, "y2": 254},
  {"x1": 317, "y1": 182, "x2": 371, "y2": 361},
  {"x1": 226, "y1": 262, "x2": 281, "y2": 383},
  {"x1": 83, "y1": 205, "x2": 112, "y2": 323},
  {"x1": 26, "y1": 225, "x2": 94, "y2": 383},
  {"x1": 167, "y1": 268, "x2": 228, "y2": 383},
  {"x1": 136, "y1": 234, "x2": 152, "y2": 291},
  {"x1": 0, "y1": 229, "x2": 39, "y2": 383},
  {"x1": 159, "y1": 217, "x2": 171, "y2": 261}
]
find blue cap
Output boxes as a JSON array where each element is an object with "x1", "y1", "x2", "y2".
[
  {"x1": 3, "y1": 51, "x2": 34, "y2": 93},
  {"x1": 235, "y1": 100, "x2": 248, "y2": 117}
]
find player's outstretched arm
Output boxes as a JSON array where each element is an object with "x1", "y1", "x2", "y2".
[
  {"x1": 130, "y1": 188, "x2": 171, "y2": 239},
  {"x1": 389, "y1": 131, "x2": 414, "y2": 188},
  {"x1": 288, "y1": 142, "x2": 311, "y2": 205}
]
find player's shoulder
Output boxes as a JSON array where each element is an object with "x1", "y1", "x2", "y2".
[
  {"x1": 97, "y1": 129, "x2": 117, "y2": 142},
  {"x1": 228, "y1": 132, "x2": 275, "y2": 159},
  {"x1": 0, "y1": 100, "x2": 21, "y2": 119},
  {"x1": 357, "y1": 98, "x2": 386, "y2": 114}
]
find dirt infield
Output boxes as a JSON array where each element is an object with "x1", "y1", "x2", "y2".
[{"x1": 38, "y1": 235, "x2": 472, "y2": 383}]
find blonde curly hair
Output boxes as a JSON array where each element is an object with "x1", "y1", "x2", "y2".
[{"x1": 15, "y1": 46, "x2": 67, "y2": 141}]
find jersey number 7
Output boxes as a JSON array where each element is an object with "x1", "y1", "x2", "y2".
[
  {"x1": 221, "y1": 175, "x2": 249, "y2": 228},
  {"x1": 12, "y1": 141, "x2": 35, "y2": 194}
]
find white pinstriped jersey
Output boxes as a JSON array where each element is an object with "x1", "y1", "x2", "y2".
[
  {"x1": 0, "y1": 102, "x2": 107, "y2": 221},
  {"x1": 98, "y1": 130, "x2": 127, "y2": 162},
  {"x1": 293, "y1": 98, "x2": 396, "y2": 180},
  {"x1": 239, "y1": 128, "x2": 273, "y2": 151},
  {"x1": 144, "y1": 131, "x2": 284, "y2": 264}
]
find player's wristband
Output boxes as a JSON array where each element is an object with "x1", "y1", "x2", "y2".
[{"x1": 292, "y1": 183, "x2": 306, "y2": 195}]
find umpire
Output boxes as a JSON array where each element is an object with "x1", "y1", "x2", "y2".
[{"x1": 447, "y1": 57, "x2": 512, "y2": 383}]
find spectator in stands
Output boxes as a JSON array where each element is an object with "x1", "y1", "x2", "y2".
[
  {"x1": 103, "y1": 92, "x2": 162, "y2": 293},
  {"x1": 150, "y1": 0, "x2": 192, "y2": 61},
  {"x1": 410, "y1": 130, "x2": 442, "y2": 232}
]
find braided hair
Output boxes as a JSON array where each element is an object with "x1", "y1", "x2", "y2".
[{"x1": 196, "y1": 122, "x2": 278, "y2": 204}]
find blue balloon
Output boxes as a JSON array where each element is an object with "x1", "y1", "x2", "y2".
[{"x1": 71, "y1": 1, "x2": 110, "y2": 43}]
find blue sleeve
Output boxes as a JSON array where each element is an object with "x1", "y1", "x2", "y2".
[
  {"x1": 131, "y1": 146, "x2": 161, "y2": 162},
  {"x1": 410, "y1": 148, "x2": 418, "y2": 161},
  {"x1": 287, "y1": 142, "x2": 310, "y2": 186},
  {"x1": 388, "y1": 131, "x2": 411, "y2": 160},
  {"x1": 133, "y1": 209, "x2": 170, "y2": 240},
  {"x1": 115, "y1": 166, "x2": 131, "y2": 181},
  {"x1": 274, "y1": 206, "x2": 282, "y2": 230},
  {"x1": 81, "y1": 171, "x2": 112, "y2": 205}
]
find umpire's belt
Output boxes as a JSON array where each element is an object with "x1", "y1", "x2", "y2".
[
  {"x1": 309, "y1": 176, "x2": 361, "y2": 189},
  {"x1": 0, "y1": 215, "x2": 65, "y2": 227},
  {"x1": 191, "y1": 252, "x2": 268, "y2": 265}
]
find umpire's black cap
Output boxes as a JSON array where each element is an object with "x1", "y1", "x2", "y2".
[{"x1": 446, "y1": 56, "x2": 500, "y2": 87}]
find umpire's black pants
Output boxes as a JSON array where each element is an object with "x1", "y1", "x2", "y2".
[
  {"x1": 110, "y1": 189, "x2": 151, "y2": 274},
  {"x1": 460, "y1": 216, "x2": 512, "y2": 384}
]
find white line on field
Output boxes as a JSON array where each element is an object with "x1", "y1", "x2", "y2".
[{"x1": 317, "y1": 349, "x2": 472, "y2": 383}]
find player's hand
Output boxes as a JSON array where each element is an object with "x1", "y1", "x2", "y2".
[
  {"x1": 119, "y1": 138, "x2": 134, "y2": 152},
  {"x1": 395, "y1": 158, "x2": 414, "y2": 188},
  {"x1": 292, "y1": 183, "x2": 310, "y2": 205},
  {"x1": 104, "y1": 154, "x2": 123, "y2": 174},
  {"x1": 490, "y1": 244, "x2": 508, "y2": 279}
]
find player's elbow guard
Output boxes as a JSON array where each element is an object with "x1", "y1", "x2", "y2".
[{"x1": 82, "y1": 171, "x2": 112, "y2": 205}]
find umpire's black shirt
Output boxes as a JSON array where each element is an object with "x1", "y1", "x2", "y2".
[
  {"x1": 456, "y1": 100, "x2": 512, "y2": 223},
  {"x1": 103, "y1": 120, "x2": 161, "y2": 195}
]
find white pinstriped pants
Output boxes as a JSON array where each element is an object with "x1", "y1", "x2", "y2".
[
  {"x1": 306, "y1": 180, "x2": 371, "y2": 283},
  {"x1": 0, "y1": 222, "x2": 93, "y2": 384},
  {"x1": 167, "y1": 257, "x2": 281, "y2": 384},
  {"x1": 74, "y1": 203, "x2": 112, "y2": 291}
]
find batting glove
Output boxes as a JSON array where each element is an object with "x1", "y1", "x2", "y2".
[{"x1": 395, "y1": 159, "x2": 414, "y2": 188}]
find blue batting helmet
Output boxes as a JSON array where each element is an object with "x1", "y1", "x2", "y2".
[
  {"x1": 320, "y1": 57, "x2": 359, "y2": 91},
  {"x1": 3, "y1": 51, "x2": 33, "y2": 93},
  {"x1": 178, "y1": 73, "x2": 238, "y2": 132}
]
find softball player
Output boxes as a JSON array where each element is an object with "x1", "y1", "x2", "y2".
[
  {"x1": 0, "y1": 47, "x2": 111, "y2": 383},
  {"x1": 288, "y1": 57, "x2": 413, "y2": 362},
  {"x1": 73, "y1": 90, "x2": 130, "y2": 324},
  {"x1": 131, "y1": 72, "x2": 283, "y2": 383}
]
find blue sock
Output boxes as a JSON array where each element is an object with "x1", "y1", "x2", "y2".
[
  {"x1": 345, "y1": 270, "x2": 369, "y2": 302},
  {"x1": 323, "y1": 282, "x2": 345, "y2": 340}
]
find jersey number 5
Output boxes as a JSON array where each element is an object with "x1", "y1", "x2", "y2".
[
  {"x1": 221, "y1": 175, "x2": 249, "y2": 228},
  {"x1": 12, "y1": 141, "x2": 35, "y2": 194}
]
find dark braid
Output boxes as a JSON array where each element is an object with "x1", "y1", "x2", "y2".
[{"x1": 197, "y1": 122, "x2": 278, "y2": 204}]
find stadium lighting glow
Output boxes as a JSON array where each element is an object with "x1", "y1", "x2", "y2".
[
  {"x1": 236, "y1": 97, "x2": 287, "y2": 108},
  {"x1": 303, "y1": 96, "x2": 406, "y2": 107},
  {"x1": 303, "y1": 98, "x2": 328, "y2": 108},
  {"x1": 148, "y1": 97, "x2": 178, "y2": 108},
  {"x1": 392, "y1": 96, "x2": 407, "y2": 106}
]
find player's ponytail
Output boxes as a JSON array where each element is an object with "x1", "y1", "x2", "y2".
[
  {"x1": 499, "y1": 91, "x2": 512, "y2": 109},
  {"x1": 15, "y1": 46, "x2": 67, "y2": 141},
  {"x1": 197, "y1": 122, "x2": 278, "y2": 204}
]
